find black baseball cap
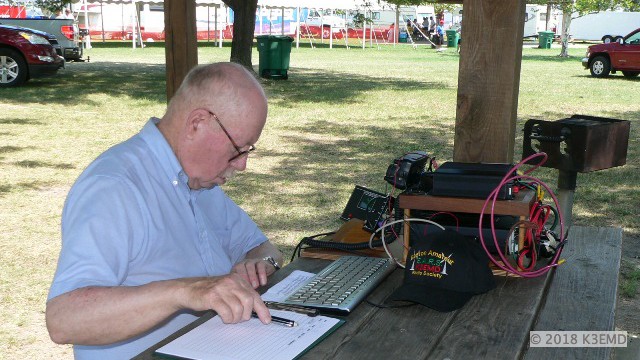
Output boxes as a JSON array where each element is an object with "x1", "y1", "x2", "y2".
[{"x1": 389, "y1": 229, "x2": 496, "y2": 312}]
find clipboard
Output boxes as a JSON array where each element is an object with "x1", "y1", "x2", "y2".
[{"x1": 155, "y1": 310, "x2": 345, "y2": 360}]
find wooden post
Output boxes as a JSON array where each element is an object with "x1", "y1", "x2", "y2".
[
  {"x1": 164, "y1": 0, "x2": 197, "y2": 102},
  {"x1": 453, "y1": 0, "x2": 526, "y2": 163}
]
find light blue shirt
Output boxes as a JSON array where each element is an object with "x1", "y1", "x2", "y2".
[{"x1": 48, "y1": 118, "x2": 267, "y2": 359}]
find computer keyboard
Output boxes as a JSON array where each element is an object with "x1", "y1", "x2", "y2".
[{"x1": 282, "y1": 256, "x2": 396, "y2": 314}]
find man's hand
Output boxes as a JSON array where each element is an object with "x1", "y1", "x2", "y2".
[
  {"x1": 231, "y1": 258, "x2": 275, "y2": 289},
  {"x1": 178, "y1": 274, "x2": 271, "y2": 325},
  {"x1": 232, "y1": 241, "x2": 283, "y2": 289}
]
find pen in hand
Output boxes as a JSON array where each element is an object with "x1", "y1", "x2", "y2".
[{"x1": 252, "y1": 312, "x2": 298, "y2": 327}]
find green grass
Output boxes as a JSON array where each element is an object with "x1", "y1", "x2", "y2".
[
  {"x1": 621, "y1": 260, "x2": 640, "y2": 298},
  {"x1": 0, "y1": 41, "x2": 638, "y2": 358}
]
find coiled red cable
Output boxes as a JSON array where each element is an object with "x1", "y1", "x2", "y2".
[{"x1": 478, "y1": 152, "x2": 566, "y2": 277}]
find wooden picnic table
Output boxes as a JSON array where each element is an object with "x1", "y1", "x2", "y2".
[{"x1": 134, "y1": 226, "x2": 622, "y2": 360}]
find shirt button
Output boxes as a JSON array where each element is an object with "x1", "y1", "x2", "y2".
[{"x1": 172, "y1": 180, "x2": 178, "y2": 186}]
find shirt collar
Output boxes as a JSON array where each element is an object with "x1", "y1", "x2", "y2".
[{"x1": 139, "y1": 117, "x2": 187, "y2": 186}]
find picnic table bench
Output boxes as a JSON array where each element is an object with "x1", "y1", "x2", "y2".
[{"x1": 135, "y1": 225, "x2": 622, "y2": 360}]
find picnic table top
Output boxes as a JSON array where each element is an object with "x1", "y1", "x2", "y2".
[{"x1": 135, "y1": 225, "x2": 622, "y2": 360}]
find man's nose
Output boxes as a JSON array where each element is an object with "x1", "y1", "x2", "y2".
[{"x1": 231, "y1": 156, "x2": 248, "y2": 171}]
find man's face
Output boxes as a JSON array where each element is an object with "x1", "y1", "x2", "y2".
[{"x1": 185, "y1": 103, "x2": 266, "y2": 190}]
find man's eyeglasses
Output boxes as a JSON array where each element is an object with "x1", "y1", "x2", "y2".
[{"x1": 208, "y1": 111, "x2": 256, "y2": 163}]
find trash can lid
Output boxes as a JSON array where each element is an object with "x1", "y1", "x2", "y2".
[{"x1": 256, "y1": 34, "x2": 293, "y2": 41}]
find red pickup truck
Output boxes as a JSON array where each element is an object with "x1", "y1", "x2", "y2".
[{"x1": 582, "y1": 27, "x2": 640, "y2": 78}]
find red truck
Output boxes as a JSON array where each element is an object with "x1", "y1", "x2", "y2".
[{"x1": 582, "y1": 27, "x2": 640, "y2": 78}]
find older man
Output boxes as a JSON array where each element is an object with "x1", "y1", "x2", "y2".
[{"x1": 46, "y1": 62, "x2": 283, "y2": 359}]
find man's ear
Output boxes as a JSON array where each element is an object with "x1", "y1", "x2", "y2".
[{"x1": 184, "y1": 109, "x2": 209, "y2": 140}]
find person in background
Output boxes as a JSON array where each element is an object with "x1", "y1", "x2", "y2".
[
  {"x1": 436, "y1": 20, "x2": 445, "y2": 46},
  {"x1": 412, "y1": 18, "x2": 421, "y2": 38},
  {"x1": 421, "y1": 17, "x2": 429, "y2": 33},
  {"x1": 45, "y1": 62, "x2": 283, "y2": 359},
  {"x1": 429, "y1": 16, "x2": 437, "y2": 36}
]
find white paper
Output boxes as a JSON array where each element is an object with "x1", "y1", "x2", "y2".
[
  {"x1": 155, "y1": 309, "x2": 341, "y2": 360},
  {"x1": 260, "y1": 270, "x2": 315, "y2": 302}
]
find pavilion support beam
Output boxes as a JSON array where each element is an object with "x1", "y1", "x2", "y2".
[
  {"x1": 164, "y1": 0, "x2": 198, "y2": 102},
  {"x1": 453, "y1": 0, "x2": 526, "y2": 163}
]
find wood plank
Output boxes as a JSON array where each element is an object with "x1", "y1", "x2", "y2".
[
  {"x1": 429, "y1": 275, "x2": 550, "y2": 359},
  {"x1": 453, "y1": 0, "x2": 526, "y2": 163},
  {"x1": 399, "y1": 189, "x2": 534, "y2": 217},
  {"x1": 164, "y1": 0, "x2": 198, "y2": 102},
  {"x1": 524, "y1": 226, "x2": 622, "y2": 360},
  {"x1": 328, "y1": 272, "x2": 550, "y2": 359}
]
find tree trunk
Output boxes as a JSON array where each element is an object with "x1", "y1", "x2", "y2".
[
  {"x1": 559, "y1": 9, "x2": 572, "y2": 57},
  {"x1": 222, "y1": 0, "x2": 258, "y2": 71},
  {"x1": 559, "y1": 0, "x2": 575, "y2": 58}
]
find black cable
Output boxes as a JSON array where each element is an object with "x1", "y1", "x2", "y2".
[
  {"x1": 291, "y1": 231, "x2": 336, "y2": 261},
  {"x1": 300, "y1": 231, "x2": 397, "y2": 251}
]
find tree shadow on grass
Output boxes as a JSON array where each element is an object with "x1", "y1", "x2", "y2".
[
  {"x1": 262, "y1": 67, "x2": 450, "y2": 107},
  {"x1": 570, "y1": 74, "x2": 640, "y2": 82},
  {"x1": 0, "y1": 180, "x2": 55, "y2": 197},
  {"x1": 0, "y1": 119, "x2": 44, "y2": 125},
  {"x1": 0, "y1": 62, "x2": 167, "y2": 106},
  {"x1": 520, "y1": 54, "x2": 583, "y2": 63},
  {"x1": 2, "y1": 62, "x2": 450, "y2": 108},
  {"x1": 14, "y1": 160, "x2": 75, "y2": 169}
]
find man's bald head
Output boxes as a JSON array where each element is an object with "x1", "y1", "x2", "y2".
[
  {"x1": 158, "y1": 62, "x2": 268, "y2": 189},
  {"x1": 165, "y1": 63, "x2": 266, "y2": 124}
]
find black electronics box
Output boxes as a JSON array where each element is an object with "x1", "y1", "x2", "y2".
[
  {"x1": 522, "y1": 115, "x2": 630, "y2": 172},
  {"x1": 340, "y1": 185, "x2": 390, "y2": 232},
  {"x1": 410, "y1": 210, "x2": 518, "y2": 254},
  {"x1": 430, "y1": 162, "x2": 515, "y2": 200},
  {"x1": 383, "y1": 151, "x2": 430, "y2": 190},
  {"x1": 409, "y1": 224, "x2": 512, "y2": 255}
]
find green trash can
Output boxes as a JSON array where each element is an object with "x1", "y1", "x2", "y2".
[
  {"x1": 538, "y1": 31, "x2": 554, "y2": 49},
  {"x1": 446, "y1": 29, "x2": 459, "y2": 48},
  {"x1": 399, "y1": 31, "x2": 408, "y2": 43},
  {"x1": 256, "y1": 35, "x2": 293, "y2": 80}
]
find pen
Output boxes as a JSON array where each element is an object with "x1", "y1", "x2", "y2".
[
  {"x1": 264, "y1": 301, "x2": 319, "y2": 317},
  {"x1": 252, "y1": 311, "x2": 298, "y2": 327}
]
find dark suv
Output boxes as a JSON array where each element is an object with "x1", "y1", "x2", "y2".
[
  {"x1": 582, "y1": 27, "x2": 640, "y2": 78},
  {"x1": 0, "y1": 24, "x2": 64, "y2": 87}
]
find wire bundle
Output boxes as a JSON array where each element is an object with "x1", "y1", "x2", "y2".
[{"x1": 479, "y1": 152, "x2": 567, "y2": 277}]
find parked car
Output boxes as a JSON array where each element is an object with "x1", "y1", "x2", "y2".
[
  {"x1": 582, "y1": 27, "x2": 640, "y2": 78},
  {"x1": 0, "y1": 24, "x2": 64, "y2": 87},
  {"x1": 0, "y1": 18, "x2": 83, "y2": 61}
]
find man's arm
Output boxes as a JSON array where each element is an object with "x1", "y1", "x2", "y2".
[
  {"x1": 46, "y1": 274, "x2": 271, "y2": 346},
  {"x1": 232, "y1": 240, "x2": 283, "y2": 289}
]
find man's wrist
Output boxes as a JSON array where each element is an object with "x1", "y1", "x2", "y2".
[{"x1": 262, "y1": 256, "x2": 281, "y2": 271}]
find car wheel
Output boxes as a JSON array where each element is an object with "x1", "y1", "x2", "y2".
[
  {"x1": 622, "y1": 71, "x2": 639, "y2": 78},
  {"x1": 589, "y1": 56, "x2": 611, "y2": 77},
  {"x1": 615, "y1": 36, "x2": 624, "y2": 44},
  {"x1": 602, "y1": 35, "x2": 613, "y2": 44},
  {"x1": 0, "y1": 48, "x2": 28, "y2": 87}
]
